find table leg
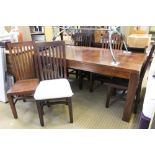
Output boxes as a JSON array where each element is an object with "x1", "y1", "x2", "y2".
[{"x1": 122, "y1": 73, "x2": 139, "y2": 122}]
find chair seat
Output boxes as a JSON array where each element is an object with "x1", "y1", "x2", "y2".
[
  {"x1": 7, "y1": 79, "x2": 39, "y2": 95},
  {"x1": 34, "y1": 78, "x2": 73, "y2": 100},
  {"x1": 104, "y1": 77, "x2": 129, "y2": 89}
]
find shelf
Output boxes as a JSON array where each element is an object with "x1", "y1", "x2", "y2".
[{"x1": 31, "y1": 32, "x2": 44, "y2": 35}]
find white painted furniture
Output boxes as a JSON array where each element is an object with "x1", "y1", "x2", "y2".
[
  {"x1": 0, "y1": 44, "x2": 7, "y2": 102},
  {"x1": 141, "y1": 56, "x2": 155, "y2": 128}
]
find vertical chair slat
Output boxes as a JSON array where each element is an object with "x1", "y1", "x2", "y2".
[
  {"x1": 51, "y1": 46, "x2": 55, "y2": 79},
  {"x1": 28, "y1": 45, "x2": 35, "y2": 78},
  {"x1": 44, "y1": 46, "x2": 49, "y2": 79},
  {"x1": 10, "y1": 47, "x2": 20, "y2": 81},
  {"x1": 55, "y1": 46, "x2": 60, "y2": 78},
  {"x1": 15, "y1": 46, "x2": 23, "y2": 80},
  {"x1": 24, "y1": 45, "x2": 30, "y2": 79},
  {"x1": 48, "y1": 47, "x2": 53, "y2": 79},
  {"x1": 35, "y1": 41, "x2": 66, "y2": 80},
  {"x1": 7, "y1": 41, "x2": 36, "y2": 81},
  {"x1": 59, "y1": 46, "x2": 63, "y2": 78}
]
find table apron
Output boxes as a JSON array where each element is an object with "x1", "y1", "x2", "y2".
[{"x1": 67, "y1": 60, "x2": 136, "y2": 79}]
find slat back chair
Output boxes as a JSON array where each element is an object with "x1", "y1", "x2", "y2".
[
  {"x1": 102, "y1": 33, "x2": 123, "y2": 50},
  {"x1": 7, "y1": 41, "x2": 39, "y2": 119},
  {"x1": 69, "y1": 32, "x2": 93, "y2": 90},
  {"x1": 134, "y1": 44, "x2": 155, "y2": 110},
  {"x1": 105, "y1": 44, "x2": 155, "y2": 113},
  {"x1": 90, "y1": 33, "x2": 124, "y2": 92},
  {"x1": 8, "y1": 41, "x2": 37, "y2": 81},
  {"x1": 34, "y1": 41, "x2": 73, "y2": 126},
  {"x1": 74, "y1": 32, "x2": 92, "y2": 47}
]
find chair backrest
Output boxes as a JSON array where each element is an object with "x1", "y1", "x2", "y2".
[
  {"x1": 139, "y1": 44, "x2": 155, "y2": 83},
  {"x1": 102, "y1": 33, "x2": 123, "y2": 50},
  {"x1": 73, "y1": 32, "x2": 92, "y2": 47},
  {"x1": 7, "y1": 41, "x2": 36, "y2": 81},
  {"x1": 34, "y1": 41, "x2": 66, "y2": 81}
]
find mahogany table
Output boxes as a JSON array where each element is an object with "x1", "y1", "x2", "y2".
[{"x1": 66, "y1": 45, "x2": 147, "y2": 122}]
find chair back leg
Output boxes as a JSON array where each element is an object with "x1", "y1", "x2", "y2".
[
  {"x1": 7, "y1": 95, "x2": 18, "y2": 118},
  {"x1": 134, "y1": 85, "x2": 142, "y2": 113}
]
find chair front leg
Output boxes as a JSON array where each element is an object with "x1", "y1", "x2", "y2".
[
  {"x1": 67, "y1": 97, "x2": 73, "y2": 123},
  {"x1": 7, "y1": 95, "x2": 18, "y2": 119},
  {"x1": 36, "y1": 101, "x2": 44, "y2": 126},
  {"x1": 134, "y1": 86, "x2": 141, "y2": 114}
]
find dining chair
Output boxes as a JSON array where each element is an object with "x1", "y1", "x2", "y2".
[
  {"x1": 7, "y1": 41, "x2": 39, "y2": 119},
  {"x1": 102, "y1": 32, "x2": 123, "y2": 49},
  {"x1": 73, "y1": 32, "x2": 92, "y2": 47},
  {"x1": 89, "y1": 33, "x2": 124, "y2": 92},
  {"x1": 34, "y1": 41, "x2": 73, "y2": 126},
  {"x1": 68, "y1": 32, "x2": 93, "y2": 90},
  {"x1": 104, "y1": 44, "x2": 155, "y2": 113}
]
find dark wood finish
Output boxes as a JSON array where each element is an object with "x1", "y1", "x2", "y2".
[
  {"x1": 102, "y1": 33, "x2": 123, "y2": 50},
  {"x1": 104, "y1": 44, "x2": 155, "y2": 114},
  {"x1": 66, "y1": 46, "x2": 146, "y2": 77},
  {"x1": 127, "y1": 47, "x2": 146, "y2": 53},
  {"x1": 6, "y1": 41, "x2": 39, "y2": 119},
  {"x1": 65, "y1": 45, "x2": 147, "y2": 122},
  {"x1": 90, "y1": 33, "x2": 124, "y2": 92},
  {"x1": 35, "y1": 41, "x2": 67, "y2": 80},
  {"x1": 7, "y1": 79, "x2": 39, "y2": 95},
  {"x1": 34, "y1": 41, "x2": 73, "y2": 126},
  {"x1": 69, "y1": 32, "x2": 93, "y2": 89},
  {"x1": 59, "y1": 26, "x2": 63, "y2": 41},
  {"x1": 134, "y1": 44, "x2": 155, "y2": 111},
  {"x1": 73, "y1": 32, "x2": 92, "y2": 47},
  {"x1": 7, "y1": 41, "x2": 37, "y2": 81},
  {"x1": 123, "y1": 72, "x2": 139, "y2": 121}
]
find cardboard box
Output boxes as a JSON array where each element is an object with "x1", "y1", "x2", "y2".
[{"x1": 127, "y1": 34, "x2": 152, "y2": 48}]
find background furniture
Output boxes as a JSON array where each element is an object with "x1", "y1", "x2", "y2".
[
  {"x1": 29, "y1": 26, "x2": 45, "y2": 42},
  {"x1": 69, "y1": 32, "x2": 93, "y2": 90},
  {"x1": 5, "y1": 26, "x2": 32, "y2": 41},
  {"x1": 34, "y1": 41, "x2": 73, "y2": 126},
  {"x1": 102, "y1": 33, "x2": 123, "y2": 49},
  {"x1": 0, "y1": 41, "x2": 8, "y2": 102},
  {"x1": 149, "y1": 26, "x2": 155, "y2": 40},
  {"x1": 127, "y1": 34, "x2": 152, "y2": 49},
  {"x1": 7, "y1": 41, "x2": 39, "y2": 119}
]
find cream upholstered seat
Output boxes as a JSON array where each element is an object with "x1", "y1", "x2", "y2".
[
  {"x1": 34, "y1": 41, "x2": 73, "y2": 126},
  {"x1": 34, "y1": 79, "x2": 73, "y2": 100}
]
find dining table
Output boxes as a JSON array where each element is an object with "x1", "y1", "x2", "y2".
[{"x1": 65, "y1": 45, "x2": 147, "y2": 122}]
